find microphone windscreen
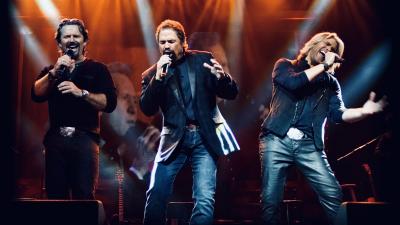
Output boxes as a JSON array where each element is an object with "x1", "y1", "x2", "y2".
[{"x1": 66, "y1": 49, "x2": 74, "y2": 58}]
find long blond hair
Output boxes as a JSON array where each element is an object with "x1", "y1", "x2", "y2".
[{"x1": 297, "y1": 32, "x2": 344, "y2": 73}]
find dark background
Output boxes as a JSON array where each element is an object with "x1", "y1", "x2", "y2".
[{"x1": 2, "y1": 0, "x2": 398, "y2": 223}]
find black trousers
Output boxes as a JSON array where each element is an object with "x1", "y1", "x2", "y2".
[{"x1": 44, "y1": 129, "x2": 99, "y2": 199}]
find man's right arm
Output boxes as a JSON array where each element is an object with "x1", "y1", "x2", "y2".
[
  {"x1": 33, "y1": 55, "x2": 75, "y2": 100},
  {"x1": 272, "y1": 59, "x2": 310, "y2": 92},
  {"x1": 31, "y1": 66, "x2": 57, "y2": 102},
  {"x1": 33, "y1": 69, "x2": 56, "y2": 98},
  {"x1": 304, "y1": 51, "x2": 337, "y2": 81}
]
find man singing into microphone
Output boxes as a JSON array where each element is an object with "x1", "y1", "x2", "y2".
[
  {"x1": 258, "y1": 32, "x2": 387, "y2": 224},
  {"x1": 31, "y1": 18, "x2": 117, "y2": 199},
  {"x1": 140, "y1": 19, "x2": 239, "y2": 225}
]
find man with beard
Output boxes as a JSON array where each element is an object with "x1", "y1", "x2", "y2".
[
  {"x1": 31, "y1": 18, "x2": 117, "y2": 200},
  {"x1": 258, "y1": 32, "x2": 387, "y2": 224},
  {"x1": 140, "y1": 19, "x2": 239, "y2": 225},
  {"x1": 100, "y1": 62, "x2": 160, "y2": 222}
]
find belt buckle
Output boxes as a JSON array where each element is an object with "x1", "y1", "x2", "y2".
[
  {"x1": 185, "y1": 124, "x2": 198, "y2": 132},
  {"x1": 60, "y1": 127, "x2": 75, "y2": 137},
  {"x1": 287, "y1": 127, "x2": 304, "y2": 140}
]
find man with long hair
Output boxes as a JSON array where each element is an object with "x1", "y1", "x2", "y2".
[{"x1": 258, "y1": 32, "x2": 387, "y2": 224}]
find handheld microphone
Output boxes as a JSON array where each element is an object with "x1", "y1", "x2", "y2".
[
  {"x1": 161, "y1": 62, "x2": 170, "y2": 75},
  {"x1": 320, "y1": 51, "x2": 344, "y2": 63},
  {"x1": 334, "y1": 56, "x2": 345, "y2": 63},
  {"x1": 162, "y1": 51, "x2": 174, "y2": 75},
  {"x1": 58, "y1": 49, "x2": 74, "y2": 80},
  {"x1": 66, "y1": 49, "x2": 74, "y2": 58}
]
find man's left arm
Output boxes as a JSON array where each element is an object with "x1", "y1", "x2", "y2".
[
  {"x1": 327, "y1": 78, "x2": 387, "y2": 124},
  {"x1": 56, "y1": 80, "x2": 116, "y2": 112},
  {"x1": 203, "y1": 57, "x2": 238, "y2": 100},
  {"x1": 215, "y1": 73, "x2": 238, "y2": 100},
  {"x1": 58, "y1": 63, "x2": 117, "y2": 112},
  {"x1": 342, "y1": 91, "x2": 388, "y2": 123},
  {"x1": 94, "y1": 64, "x2": 117, "y2": 112},
  {"x1": 82, "y1": 91, "x2": 108, "y2": 111}
]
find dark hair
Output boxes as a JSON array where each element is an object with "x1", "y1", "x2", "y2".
[
  {"x1": 55, "y1": 18, "x2": 89, "y2": 43},
  {"x1": 188, "y1": 32, "x2": 221, "y2": 50},
  {"x1": 155, "y1": 19, "x2": 188, "y2": 51}
]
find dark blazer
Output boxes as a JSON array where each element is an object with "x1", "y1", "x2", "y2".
[{"x1": 140, "y1": 50, "x2": 239, "y2": 162}]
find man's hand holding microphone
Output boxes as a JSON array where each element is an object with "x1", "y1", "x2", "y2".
[{"x1": 156, "y1": 51, "x2": 174, "y2": 81}]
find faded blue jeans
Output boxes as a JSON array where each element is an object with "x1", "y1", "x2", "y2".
[
  {"x1": 259, "y1": 133, "x2": 342, "y2": 225},
  {"x1": 143, "y1": 128, "x2": 218, "y2": 225}
]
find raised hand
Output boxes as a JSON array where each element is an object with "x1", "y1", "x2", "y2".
[
  {"x1": 203, "y1": 58, "x2": 226, "y2": 79},
  {"x1": 362, "y1": 91, "x2": 388, "y2": 115}
]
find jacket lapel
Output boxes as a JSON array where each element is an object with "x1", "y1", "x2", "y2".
[
  {"x1": 187, "y1": 55, "x2": 196, "y2": 100},
  {"x1": 167, "y1": 67, "x2": 186, "y2": 111}
]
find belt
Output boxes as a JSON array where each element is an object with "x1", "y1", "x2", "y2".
[
  {"x1": 59, "y1": 127, "x2": 76, "y2": 137},
  {"x1": 286, "y1": 127, "x2": 306, "y2": 140},
  {"x1": 55, "y1": 127, "x2": 98, "y2": 137}
]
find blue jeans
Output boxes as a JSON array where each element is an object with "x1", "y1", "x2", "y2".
[
  {"x1": 143, "y1": 129, "x2": 218, "y2": 225},
  {"x1": 259, "y1": 133, "x2": 342, "y2": 225}
]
